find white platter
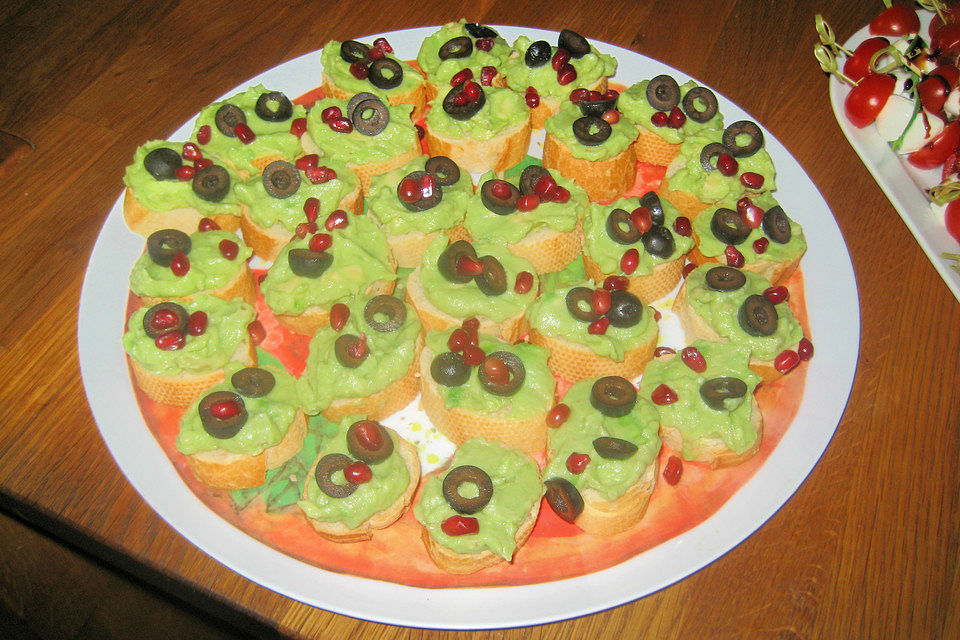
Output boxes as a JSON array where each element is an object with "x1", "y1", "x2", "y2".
[{"x1": 78, "y1": 25, "x2": 860, "y2": 630}]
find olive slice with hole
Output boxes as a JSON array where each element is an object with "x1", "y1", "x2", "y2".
[
  {"x1": 143, "y1": 147, "x2": 182, "y2": 180},
  {"x1": 642, "y1": 224, "x2": 675, "y2": 258},
  {"x1": 364, "y1": 294, "x2": 407, "y2": 332},
  {"x1": 438, "y1": 36, "x2": 472, "y2": 60},
  {"x1": 261, "y1": 160, "x2": 300, "y2": 199},
  {"x1": 645, "y1": 74, "x2": 681, "y2": 111},
  {"x1": 231, "y1": 367, "x2": 276, "y2": 398},
  {"x1": 739, "y1": 294, "x2": 779, "y2": 337},
  {"x1": 699, "y1": 377, "x2": 748, "y2": 411},
  {"x1": 593, "y1": 436, "x2": 638, "y2": 460},
  {"x1": 424, "y1": 156, "x2": 460, "y2": 187},
  {"x1": 606, "y1": 208, "x2": 642, "y2": 245},
  {"x1": 437, "y1": 240, "x2": 478, "y2": 284},
  {"x1": 214, "y1": 104, "x2": 245, "y2": 137},
  {"x1": 639, "y1": 191, "x2": 665, "y2": 226},
  {"x1": 682, "y1": 86, "x2": 719, "y2": 123},
  {"x1": 142, "y1": 302, "x2": 188, "y2": 338},
  {"x1": 288, "y1": 248, "x2": 332, "y2": 278},
  {"x1": 192, "y1": 164, "x2": 231, "y2": 203},
  {"x1": 606, "y1": 289, "x2": 643, "y2": 328},
  {"x1": 722, "y1": 120, "x2": 764, "y2": 158},
  {"x1": 524, "y1": 39, "x2": 552, "y2": 68},
  {"x1": 442, "y1": 82, "x2": 486, "y2": 120},
  {"x1": 572, "y1": 116, "x2": 611, "y2": 146},
  {"x1": 443, "y1": 465, "x2": 493, "y2": 514},
  {"x1": 479, "y1": 179, "x2": 519, "y2": 215},
  {"x1": 700, "y1": 142, "x2": 734, "y2": 171},
  {"x1": 198, "y1": 391, "x2": 247, "y2": 439},
  {"x1": 705, "y1": 266, "x2": 747, "y2": 291},
  {"x1": 518, "y1": 165, "x2": 552, "y2": 196},
  {"x1": 351, "y1": 97, "x2": 390, "y2": 136},
  {"x1": 558, "y1": 28, "x2": 590, "y2": 58},
  {"x1": 545, "y1": 478, "x2": 583, "y2": 523},
  {"x1": 565, "y1": 287, "x2": 600, "y2": 322},
  {"x1": 590, "y1": 376, "x2": 637, "y2": 418},
  {"x1": 147, "y1": 229, "x2": 191, "y2": 267},
  {"x1": 474, "y1": 255, "x2": 507, "y2": 296},
  {"x1": 315, "y1": 453, "x2": 358, "y2": 498},
  {"x1": 347, "y1": 420, "x2": 394, "y2": 464},
  {"x1": 465, "y1": 22, "x2": 498, "y2": 39},
  {"x1": 710, "y1": 208, "x2": 750, "y2": 245},
  {"x1": 579, "y1": 94, "x2": 618, "y2": 118},
  {"x1": 254, "y1": 91, "x2": 293, "y2": 122},
  {"x1": 369, "y1": 58, "x2": 403, "y2": 89},
  {"x1": 431, "y1": 351, "x2": 470, "y2": 387},
  {"x1": 339, "y1": 40, "x2": 370, "y2": 63},
  {"x1": 347, "y1": 92, "x2": 380, "y2": 119},
  {"x1": 477, "y1": 351, "x2": 525, "y2": 396},
  {"x1": 762, "y1": 205, "x2": 792, "y2": 244},
  {"x1": 398, "y1": 170, "x2": 442, "y2": 212},
  {"x1": 334, "y1": 333, "x2": 367, "y2": 368}
]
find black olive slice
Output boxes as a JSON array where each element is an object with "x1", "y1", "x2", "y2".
[
  {"x1": 334, "y1": 334, "x2": 367, "y2": 368},
  {"x1": 351, "y1": 97, "x2": 390, "y2": 136},
  {"x1": 347, "y1": 92, "x2": 380, "y2": 119},
  {"x1": 339, "y1": 40, "x2": 370, "y2": 63},
  {"x1": 430, "y1": 351, "x2": 470, "y2": 387},
  {"x1": 288, "y1": 248, "x2": 332, "y2": 278},
  {"x1": 437, "y1": 240, "x2": 478, "y2": 284},
  {"x1": 722, "y1": 120, "x2": 764, "y2": 158},
  {"x1": 346, "y1": 420, "x2": 394, "y2": 464},
  {"x1": 642, "y1": 224, "x2": 675, "y2": 258},
  {"x1": 682, "y1": 86, "x2": 719, "y2": 123},
  {"x1": 474, "y1": 255, "x2": 507, "y2": 296},
  {"x1": 565, "y1": 287, "x2": 599, "y2": 322},
  {"x1": 639, "y1": 191, "x2": 665, "y2": 226},
  {"x1": 478, "y1": 351, "x2": 525, "y2": 396},
  {"x1": 261, "y1": 160, "x2": 300, "y2": 199},
  {"x1": 705, "y1": 266, "x2": 747, "y2": 291},
  {"x1": 710, "y1": 208, "x2": 751, "y2": 245},
  {"x1": 315, "y1": 453, "x2": 358, "y2": 498},
  {"x1": 593, "y1": 436, "x2": 638, "y2": 460},
  {"x1": 254, "y1": 91, "x2": 293, "y2": 122},
  {"x1": 699, "y1": 377, "x2": 748, "y2": 411},
  {"x1": 525, "y1": 39, "x2": 552, "y2": 68},
  {"x1": 518, "y1": 165, "x2": 552, "y2": 196},
  {"x1": 544, "y1": 477, "x2": 583, "y2": 523},
  {"x1": 143, "y1": 147, "x2": 182, "y2": 180},
  {"x1": 424, "y1": 156, "x2": 461, "y2": 187},
  {"x1": 369, "y1": 58, "x2": 403, "y2": 90},
  {"x1": 465, "y1": 22, "x2": 498, "y2": 39},
  {"x1": 762, "y1": 205, "x2": 792, "y2": 244},
  {"x1": 442, "y1": 82, "x2": 486, "y2": 121},
  {"x1": 606, "y1": 289, "x2": 644, "y2": 328},
  {"x1": 438, "y1": 36, "x2": 473, "y2": 60},
  {"x1": 578, "y1": 95, "x2": 618, "y2": 118},
  {"x1": 590, "y1": 376, "x2": 637, "y2": 418},
  {"x1": 231, "y1": 367, "x2": 276, "y2": 398},
  {"x1": 700, "y1": 142, "x2": 734, "y2": 172},
  {"x1": 479, "y1": 179, "x2": 519, "y2": 215},
  {"x1": 739, "y1": 294, "x2": 779, "y2": 337},
  {"x1": 364, "y1": 294, "x2": 407, "y2": 332},
  {"x1": 572, "y1": 116, "x2": 611, "y2": 146},
  {"x1": 398, "y1": 170, "x2": 443, "y2": 212},
  {"x1": 558, "y1": 28, "x2": 590, "y2": 58},
  {"x1": 605, "y1": 208, "x2": 642, "y2": 245},
  {"x1": 443, "y1": 465, "x2": 493, "y2": 514},
  {"x1": 198, "y1": 390, "x2": 247, "y2": 439},
  {"x1": 142, "y1": 302, "x2": 188, "y2": 338},
  {"x1": 147, "y1": 229, "x2": 191, "y2": 267},
  {"x1": 645, "y1": 74, "x2": 681, "y2": 111},
  {"x1": 214, "y1": 104, "x2": 246, "y2": 137},
  {"x1": 192, "y1": 164, "x2": 231, "y2": 203}
]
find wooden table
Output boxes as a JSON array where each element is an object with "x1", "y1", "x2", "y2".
[{"x1": 2, "y1": 0, "x2": 958, "y2": 637}]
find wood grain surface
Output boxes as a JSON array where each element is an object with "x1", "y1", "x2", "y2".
[{"x1": 1, "y1": 0, "x2": 958, "y2": 638}]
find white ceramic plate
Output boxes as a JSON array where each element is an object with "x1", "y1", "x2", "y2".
[
  {"x1": 830, "y1": 14, "x2": 960, "y2": 302},
  {"x1": 78, "y1": 26, "x2": 860, "y2": 630}
]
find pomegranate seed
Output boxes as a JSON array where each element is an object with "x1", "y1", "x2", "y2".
[
  {"x1": 725, "y1": 245, "x2": 745, "y2": 268},
  {"x1": 415, "y1": 124, "x2": 425, "y2": 139},
  {"x1": 654, "y1": 346, "x2": 676, "y2": 357},
  {"x1": 514, "y1": 271, "x2": 534, "y2": 294},
  {"x1": 591, "y1": 289, "x2": 612, "y2": 315},
  {"x1": 588, "y1": 316, "x2": 610, "y2": 335},
  {"x1": 476, "y1": 37, "x2": 494, "y2": 52},
  {"x1": 653, "y1": 308, "x2": 662, "y2": 321},
  {"x1": 347, "y1": 333, "x2": 367, "y2": 359},
  {"x1": 601, "y1": 109, "x2": 620, "y2": 124},
  {"x1": 442, "y1": 515, "x2": 479, "y2": 536},
  {"x1": 182, "y1": 142, "x2": 202, "y2": 161},
  {"x1": 552, "y1": 48, "x2": 570, "y2": 70},
  {"x1": 556, "y1": 63, "x2": 577, "y2": 85},
  {"x1": 450, "y1": 68, "x2": 473, "y2": 86},
  {"x1": 740, "y1": 202, "x2": 765, "y2": 229},
  {"x1": 517, "y1": 194, "x2": 540, "y2": 211},
  {"x1": 198, "y1": 217, "x2": 220, "y2": 232},
  {"x1": 798, "y1": 337, "x2": 814, "y2": 361},
  {"x1": 290, "y1": 117, "x2": 307, "y2": 137},
  {"x1": 463, "y1": 317, "x2": 480, "y2": 333},
  {"x1": 566, "y1": 452, "x2": 590, "y2": 474},
  {"x1": 305, "y1": 165, "x2": 335, "y2": 184},
  {"x1": 329, "y1": 117, "x2": 354, "y2": 133},
  {"x1": 352, "y1": 420, "x2": 384, "y2": 450},
  {"x1": 453, "y1": 92, "x2": 469, "y2": 106},
  {"x1": 630, "y1": 207, "x2": 653, "y2": 234},
  {"x1": 155, "y1": 330, "x2": 185, "y2": 351},
  {"x1": 588, "y1": 90, "x2": 603, "y2": 101},
  {"x1": 667, "y1": 106, "x2": 686, "y2": 129},
  {"x1": 398, "y1": 177, "x2": 419, "y2": 203},
  {"x1": 482, "y1": 355, "x2": 510, "y2": 386},
  {"x1": 194, "y1": 158, "x2": 212, "y2": 170},
  {"x1": 753, "y1": 237, "x2": 769, "y2": 254},
  {"x1": 462, "y1": 344, "x2": 485, "y2": 366},
  {"x1": 218, "y1": 239, "x2": 239, "y2": 260},
  {"x1": 682, "y1": 262, "x2": 697, "y2": 278},
  {"x1": 457, "y1": 255, "x2": 485, "y2": 276},
  {"x1": 296, "y1": 154, "x2": 320, "y2": 170},
  {"x1": 295, "y1": 222, "x2": 311, "y2": 238},
  {"x1": 717, "y1": 152, "x2": 738, "y2": 176},
  {"x1": 170, "y1": 252, "x2": 190, "y2": 276},
  {"x1": 325, "y1": 209, "x2": 349, "y2": 230},
  {"x1": 620, "y1": 248, "x2": 640, "y2": 275},
  {"x1": 419, "y1": 172, "x2": 436, "y2": 199},
  {"x1": 663, "y1": 455, "x2": 683, "y2": 485},
  {"x1": 764, "y1": 285, "x2": 789, "y2": 304},
  {"x1": 196, "y1": 125, "x2": 211, "y2": 145},
  {"x1": 247, "y1": 320, "x2": 266, "y2": 345},
  {"x1": 479, "y1": 65, "x2": 497, "y2": 86},
  {"x1": 673, "y1": 216, "x2": 692, "y2": 236},
  {"x1": 603, "y1": 89, "x2": 619, "y2": 100},
  {"x1": 651, "y1": 383, "x2": 678, "y2": 405},
  {"x1": 681, "y1": 346, "x2": 707, "y2": 373},
  {"x1": 321, "y1": 106, "x2": 342, "y2": 124},
  {"x1": 373, "y1": 37, "x2": 393, "y2": 53},
  {"x1": 187, "y1": 311, "x2": 208, "y2": 336},
  {"x1": 552, "y1": 186, "x2": 570, "y2": 203},
  {"x1": 367, "y1": 46, "x2": 384, "y2": 61},
  {"x1": 525, "y1": 86, "x2": 540, "y2": 108},
  {"x1": 774, "y1": 349, "x2": 800, "y2": 374},
  {"x1": 308, "y1": 233, "x2": 332, "y2": 253},
  {"x1": 175, "y1": 165, "x2": 195, "y2": 181},
  {"x1": 603, "y1": 275, "x2": 628, "y2": 291},
  {"x1": 546, "y1": 403, "x2": 570, "y2": 428},
  {"x1": 149, "y1": 307, "x2": 181, "y2": 332},
  {"x1": 740, "y1": 172, "x2": 765, "y2": 189},
  {"x1": 534, "y1": 175, "x2": 558, "y2": 198},
  {"x1": 210, "y1": 399, "x2": 241, "y2": 419},
  {"x1": 344, "y1": 461, "x2": 372, "y2": 484},
  {"x1": 651, "y1": 111, "x2": 669, "y2": 127},
  {"x1": 234, "y1": 123, "x2": 255, "y2": 144},
  {"x1": 447, "y1": 328, "x2": 469, "y2": 352},
  {"x1": 490, "y1": 180, "x2": 512, "y2": 199},
  {"x1": 303, "y1": 197, "x2": 320, "y2": 223},
  {"x1": 569, "y1": 87, "x2": 590, "y2": 104},
  {"x1": 349, "y1": 61, "x2": 369, "y2": 80},
  {"x1": 329, "y1": 303, "x2": 350, "y2": 332}
]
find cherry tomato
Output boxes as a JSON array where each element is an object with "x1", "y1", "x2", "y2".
[
  {"x1": 869, "y1": 4, "x2": 920, "y2": 36},
  {"x1": 932, "y1": 23, "x2": 960, "y2": 60},
  {"x1": 932, "y1": 64, "x2": 960, "y2": 89},
  {"x1": 943, "y1": 152, "x2": 960, "y2": 182},
  {"x1": 844, "y1": 37, "x2": 889, "y2": 83},
  {"x1": 946, "y1": 200, "x2": 960, "y2": 244},
  {"x1": 930, "y1": 6, "x2": 960, "y2": 38},
  {"x1": 845, "y1": 73, "x2": 896, "y2": 128},
  {"x1": 918, "y1": 74, "x2": 952, "y2": 113},
  {"x1": 909, "y1": 120, "x2": 960, "y2": 169}
]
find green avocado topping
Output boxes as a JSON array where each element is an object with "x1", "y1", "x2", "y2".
[
  {"x1": 501, "y1": 35, "x2": 617, "y2": 99},
  {"x1": 425, "y1": 86, "x2": 529, "y2": 142},
  {"x1": 619, "y1": 79, "x2": 724, "y2": 144},
  {"x1": 321, "y1": 40, "x2": 425, "y2": 98},
  {"x1": 664, "y1": 129, "x2": 776, "y2": 204},
  {"x1": 306, "y1": 97, "x2": 419, "y2": 166},
  {"x1": 416, "y1": 20, "x2": 512, "y2": 87},
  {"x1": 692, "y1": 193, "x2": 806, "y2": 263},
  {"x1": 544, "y1": 101, "x2": 637, "y2": 161}
]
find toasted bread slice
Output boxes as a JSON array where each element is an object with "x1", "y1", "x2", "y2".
[
  {"x1": 527, "y1": 326, "x2": 656, "y2": 384},
  {"x1": 272, "y1": 278, "x2": 396, "y2": 336},
  {"x1": 582, "y1": 252, "x2": 684, "y2": 304},
  {"x1": 576, "y1": 455, "x2": 658, "y2": 535},
  {"x1": 542, "y1": 132, "x2": 638, "y2": 204},
  {"x1": 633, "y1": 126, "x2": 681, "y2": 167},
  {"x1": 424, "y1": 116, "x2": 531, "y2": 174},
  {"x1": 123, "y1": 189, "x2": 241, "y2": 238},
  {"x1": 138, "y1": 264, "x2": 257, "y2": 309},
  {"x1": 659, "y1": 396, "x2": 763, "y2": 469}
]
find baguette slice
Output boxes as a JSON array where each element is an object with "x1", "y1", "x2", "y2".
[
  {"x1": 582, "y1": 252, "x2": 684, "y2": 304},
  {"x1": 632, "y1": 126, "x2": 682, "y2": 167},
  {"x1": 456, "y1": 224, "x2": 584, "y2": 275},
  {"x1": 424, "y1": 116, "x2": 532, "y2": 174},
  {"x1": 542, "y1": 132, "x2": 637, "y2": 204},
  {"x1": 139, "y1": 263, "x2": 258, "y2": 309},
  {"x1": 272, "y1": 278, "x2": 396, "y2": 336},
  {"x1": 123, "y1": 189, "x2": 241, "y2": 238},
  {"x1": 687, "y1": 228, "x2": 803, "y2": 286},
  {"x1": 527, "y1": 325, "x2": 656, "y2": 384},
  {"x1": 659, "y1": 396, "x2": 763, "y2": 469},
  {"x1": 321, "y1": 71, "x2": 428, "y2": 122},
  {"x1": 576, "y1": 455, "x2": 658, "y2": 535}
]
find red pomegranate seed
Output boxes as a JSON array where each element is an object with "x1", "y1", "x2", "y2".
[
  {"x1": 556, "y1": 63, "x2": 577, "y2": 85},
  {"x1": 295, "y1": 222, "x2": 311, "y2": 238},
  {"x1": 682, "y1": 262, "x2": 697, "y2": 278},
  {"x1": 525, "y1": 86, "x2": 540, "y2": 108},
  {"x1": 533, "y1": 175, "x2": 557, "y2": 198},
  {"x1": 569, "y1": 87, "x2": 590, "y2": 104},
  {"x1": 798, "y1": 337, "x2": 814, "y2": 361},
  {"x1": 681, "y1": 346, "x2": 707, "y2": 373},
  {"x1": 290, "y1": 117, "x2": 307, "y2": 137},
  {"x1": 420, "y1": 172, "x2": 436, "y2": 198},
  {"x1": 654, "y1": 346, "x2": 676, "y2": 357},
  {"x1": 373, "y1": 37, "x2": 393, "y2": 53},
  {"x1": 329, "y1": 303, "x2": 350, "y2": 331},
  {"x1": 482, "y1": 355, "x2": 510, "y2": 386},
  {"x1": 630, "y1": 207, "x2": 653, "y2": 234},
  {"x1": 667, "y1": 106, "x2": 686, "y2": 129},
  {"x1": 552, "y1": 186, "x2": 570, "y2": 203},
  {"x1": 601, "y1": 109, "x2": 620, "y2": 124},
  {"x1": 476, "y1": 37, "x2": 494, "y2": 52},
  {"x1": 325, "y1": 209, "x2": 349, "y2": 230},
  {"x1": 349, "y1": 61, "x2": 369, "y2": 80},
  {"x1": 764, "y1": 285, "x2": 789, "y2": 304},
  {"x1": 234, "y1": 123, "x2": 255, "y2": 144},
  {"x1": 651, "y1": 383, "x2": 678, "y2": 405},
  {"x1": 210, "y1": 399, "x2": 241, "y2": 419},
  {"x1": 415, "y1": 124, "x2": 425, "y2": 139},
  {"x1": 453, "y1": 91, "x2": 469, "y2": 106},
  {"x1": 457, "y1": 255, "x2": 485, "y2": 276},
  {"x1": 514, "y1": 271, "x2": 534, "y2": 294},
  {"x1": 308, "y1": 233, "x2": 332, "y2": 253},
  {"x1": 546, "y1": 403, "x2": 570, "y2": 428},
  {"x1": 155, "y1": 330, "x2": 185, "y2": 351},
  {"x1": 170, "y1": 252, "x2": 190, "y2": 276},
  {"x1": 182, "y1": 142, "x2": 202, "y2": 161},
  {"x1": 442, "y1": 515, "x2": 479, "y2": 536},
  {"x1": 463, "y1": 317, "x2": 480, "y2": 333},
  {"x1": 196, "y1": 125, "x2": 211, "y2": 145},
  {"x1": 148, "y1": 309, "x2": 182, "y2": 332},
  {"x1": 490, "y1": 180, "x2": 512, "y2": 199},
  {"x1": 367, "y1": 46, "x2": 384, "y2": 61},
  {"x1": 774, "y1": 349, "x2": 800, "y2": 374},
  {"x1": 517, "y1": 194, "x2": 540, "y2": 211},
  {"x1": 329, "y1": 117, "x2": 354, "y2": 133},
  {"x1": 740, "y1": 172, "x2": 765, "y2": 189},
  {"x1": 603, "y1": 89, "x2": 619, "y2": 100},
  {"x1": 591, "y1": 289, "x2": 612, "y2": 315},
  {"x1": 303, "y1": 197, "x2": 320, "y2": 223},
  {"x1": 620, "y1": 248, "x2": 640, "y2": 275},
  {"x1": 198, "y1": 217, "x2": 220, "y2": 232},
  {"x1": 603, "y1": 275, "x2": 628, "y2": 291},
  {"x1": 175, "y1": 165, "x2": 195, "y2": 181},
  {"x1": 588, "y1": 90, "x2": 603, "y2": 101},
  {"x1": 347, "y1": 333, "x2": 367, "y2": 359},
  {"x1": 305, "y1": 165, "x2": 334, "y2": 184},
  {"x1": 725, "y1": 245, "x2": 744, "y2": 267},
  {"x1": 447, "y1": 328, "x2": 469, "y2": 352},
  {"x1": 218, "y1": 239, "x2": 239, "y2": 260},
  {"x1": 462, "y1": 344, "x2": 485, "y2": 366},
  {"x1": 651, "y1": 111, "x2": 669, "y2": 127},
  {"x1": 398, "y1": 177, "x2": 419, "y2": 203},
  {"x1": 552, "y1": 48, "x2": 570, "y2": 70},
  {"x1": 717, "y1": 153, "x2": 739, "y2": 176},
  {"x1": 588, "y1": 316, "x2": 610, "y2": 335},
  {"x1": 344, "y1": 461, "x2": 372, "y2": 484},
  {"x1": 247, "y1": 320, "x2": 266, "y2": 345},
  {"x1": 740, "y1": 202, "x2": 765, "y2": 229},
  {"x1": 187, "y1": 311, "x2": 208, "y2": 336},
  {"x1": 566, "y1": 452, "x2": 590, "y2": 474},
  {"x1": 653, "y1": 308, "x2": 662, "y2": 321},
  {"x1": 673, "y1": 216, "x2": 692, "y2": 237},
  {"x1": 663, "y1": 455, "x2": 683, "y2": 485},
  {"x1": 352, "y1": 420, "x2": 384, "y2": 450},
  {"x1": 320, "y1": 106, "x2": 342, "y2": 124},
  {"x1": 194, "y1": 158, "x2": 213, "y2": 170},
  {"x1": 753, "y1": 237, "x2": 769, "y2": 254},
  {"x1": 479, "y1": 65, "x2": 497, "y2": 86},
  {"x1": 296, "y1": 154, "x2": 320, "y2": 170},
  {"x1": 450, "y1": 68, "x2": 473, "y2": 86}
]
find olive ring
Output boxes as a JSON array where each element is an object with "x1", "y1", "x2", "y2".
[
  {"x1": 147, "y1": 229, "x2": 191, "y2": 267},
  {"x1": 590, "y1": 376, "x2": 637, "y2": 418},
  {"x1": 364, "y1": 295, "x2": 407, "y2": 333},
  {"x1": 442, "y1": 465, "x2": 493, "y2": 514},
  {"x1": 315, "y1": 453, "x2": 358, "y2": 498},
  {"x1": 477, "y1": 351, "x2": 525, "y2": 396}
]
